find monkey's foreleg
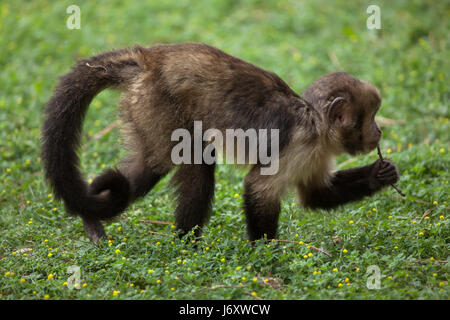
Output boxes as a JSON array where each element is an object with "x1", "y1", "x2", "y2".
[
  {"x1": 301, "y1": 159, "x2": 399, "y2": 210},
  {"x1": 243, "y1": 167, "x2": 281, "y2": 241},
  {"x1": 82, "y1": 217, "x2": 106, "y2": 244}
]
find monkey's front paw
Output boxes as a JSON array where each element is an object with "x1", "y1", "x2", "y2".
[{"x1": 369, "y1": 159, "x2": 399, "y2": 190}]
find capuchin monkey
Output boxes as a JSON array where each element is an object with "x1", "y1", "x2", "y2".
[{"x1": 41, "y1": 43, "x2": 399, "y2": 243}]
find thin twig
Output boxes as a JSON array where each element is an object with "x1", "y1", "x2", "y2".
[
  {"x1": 328, "y1": 51, "x2": 342, "y2": 69},
  {"x1": 148, "y1": 231, "x2": 172, "y2": 237},
  {"x1": 377, "y1": 145, "x2": 406, "y2": 197},
  {"x1": 92, "y1": 120, "x2": 121, "y2": 140},
  {"x1": 270, "y1": 239, "x2": 332, "y2": 257},
  {"x1": 139, "y1": 219, "x2": 173, "y2": 225},
  {"x1": 86, "y1": 62, "x2": 107, "y2": 72}
]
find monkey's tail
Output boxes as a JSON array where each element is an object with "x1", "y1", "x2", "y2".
[{"x1": 41, "y1": 47, "x2": 147, "y2": 220}]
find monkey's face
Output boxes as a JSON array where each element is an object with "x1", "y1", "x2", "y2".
[
  {"x1": 303, "y1": 72, "x2": 383, "y2": 155},
  {"x1": 329, "y1": 82, "x2": 382, "y2": 155}
]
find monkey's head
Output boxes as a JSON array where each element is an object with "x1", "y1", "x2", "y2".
[{"x1": 303, "y1": 72, "x2": 382, "y2": 155}]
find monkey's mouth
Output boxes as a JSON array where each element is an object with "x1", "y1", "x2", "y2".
[{"x1": 365, "y1": 140, "x2": 380, "y2": 153}]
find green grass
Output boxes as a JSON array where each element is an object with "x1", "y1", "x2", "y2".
[{"x1": 0, "y1": 0, "x2": 448, "y2": 300}]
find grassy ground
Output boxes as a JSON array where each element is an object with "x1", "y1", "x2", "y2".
[{"x1": 0, "y1": 0, "x2": 448, "y2": 300}]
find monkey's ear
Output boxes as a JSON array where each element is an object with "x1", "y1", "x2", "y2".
[{"x1": 327, "y1": 97, "x2": 347, "y2": 125}]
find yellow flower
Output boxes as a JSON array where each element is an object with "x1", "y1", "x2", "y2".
[
  {"x1": 115, "y1": 249, "x2": 121, "y2": 254},
  {"x1": 332, "y1": 268, "x2": 338, "y2": 272},
  {"x1": 156, "y1": 279, "x2": 161, "y2": 284},
  {"x1": 439, "y1": 215, "x2": 444, "y2": 220},
  {"x1": 348, "y1": 220, "x2": 354, "y2": 225},
  {"x1": 6, "y1": 168, "x2": 11, "y2": 173},
  {"x1": 148, "y1": 269, "x2": 154, "y2": 274},
  {"x1": 165, "y1": 270, "x2": 169, "y2": 274},
  {"x1": 342, "y1": 249, "x2": 348, "y2": 254},
  {"x1": 412, "y1": 220, "x2": 416, "y2": 224},
  {"x1": 253, "y1": 277, "x2": 258, "y2": 282},
  {"x1": 337, "y1": 283, "x2": 343, "y2": 288},
  {"x1": 44, "y1": 294, "x2": 50, "y2": 300},
  {"x1": 62, "y1": 282, "x2": 68, "y2": 286},
  {"x1": 12, "y1": 252, "x2": 16, "y2": 256},
  {"x1": 345, "y1": 277, "x2": 350, "y2": 283},
  {"x1": 298, "y1": 241, "x2": 303, "y2": 245},
  {"x1": 387, "y1": 149, "x2": 392, "y2": 154},
  {"x1": 82, "y1": 283, "x2": 87, "y2": 287},
  {"x1": 251, "y1": 292, "x2": 258, "y2": 297},
  {"x1": 236, "y1": 266, "x2": 241, "y2": 270},
  {"x1": 432, "y1": 273, "x2": 437, "y2": 277},
  {"x1": 303, "y1": 254, "x2": 308, "y2": 259},
  {"x1": 220, "y1": 258, "x2": 225, "y2": 262},
  {"x1": 117, "y1": 226, "x2": 122, "y2": 232},
  {"x1": 170, "y1": 225, "x2": 176, "y2": 229},
  {"x1": 308, "y1": 252, "x2": 313, "y2": 257},
  {"x1": 430, "y1": 257, "x2": 435, "y2": 261},
  {"x1": 156, "y1": 242, "x2": 160, "y2": 245},
  {"x1": 439, "y1": 282, "x2": 444, "y2": 287},
  {"x1": 48, "y1": 253, "x2": 53, "y2": 257},
  {"x1": 241, "y1": 277, "x2": 246, "y2": 281},
  {"x1": 48, "y1": 274, "x2": 54, "y2": 280},
  {"x1": 20, "y1": 278, "x2": 26, "y2": 283},
  {"x1": 433, "y1": 201, "x2": 438, "y2": 205},
  {"x1": 372, "y1": 208, "x2": 377, "y2": 212},
  {"x1": 387, "y1": 276, "x2": 393, "y2": 280},
  {"x1": 234, "y1": 193, "x2": 239, "y2": 198},
  {"x1": 419, "y1": 232, "x2": 424, "y2": 236},
  {"x1": 355, "y1": 267, "x2": 360, "y2": 272},
  {"x1": 112, "y1": 290, "x2": 120, "y2": 296},
  {"x1": 388, "y1": 216, "x2": 392, "y2": 219},
  {"x1": 439, "y1": 148, "x2": 445, "y2": 154}
]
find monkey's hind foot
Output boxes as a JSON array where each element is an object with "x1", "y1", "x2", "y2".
[{"x1": 82, "y1": 218, "x2": 106, "y2": 244}]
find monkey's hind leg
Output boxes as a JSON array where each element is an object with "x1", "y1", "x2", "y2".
[
  {"x1": 172, "y1": 163, "x2": 216, "y2": 239},
  {"x1": 243, "y1": 166, "x2": 281, "y2": 241},
  {"x1": 82, "y1": 217, "x2": 107, "y2": 244},
  {"x1": 82, "y1": 156, "x2": 169, "y2": 244}
]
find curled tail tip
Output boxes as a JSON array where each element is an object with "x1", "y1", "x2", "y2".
[{"x1": 85, "y1": 169, "x2": 131, "y2": 220}]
